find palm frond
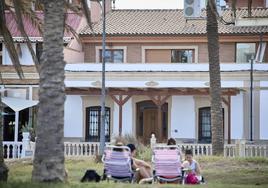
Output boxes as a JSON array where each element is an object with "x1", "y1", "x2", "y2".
[
  {"x1": 15, "y1": 0, "x2": 43, "y2": 35},
  {"x1": 33, "y1": 0, "x2": 43, "y2": 11},
  {"x1": 81, "y1": 0, "x2": 94, "y2": 34},
  {"x1": 13, "y1": 0, "x2": 40, "y2": 73},
  {"x1": 65, "y1": 1, "x2": 82, "y2": 15},
  {"x1": 65, "y1": 22, "x2": 81, "y2": 44},
  {"x1": 0, "y1": 1, "x2": 24, "y2": 79}
]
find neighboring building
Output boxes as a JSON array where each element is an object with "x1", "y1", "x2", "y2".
[
  {"x1": 225, "y1": 0, "x2": 268, "y2": 8},
  {"x1": 1, "y1": 0, "x2": 268, "y2": 145},
  {"x1": 0, "y1": 9, "x2": 83, "y2": 142}
]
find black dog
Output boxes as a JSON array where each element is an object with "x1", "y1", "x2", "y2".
[{"x1": 80, "y1": 169, "x2": 101, "y2": 182}]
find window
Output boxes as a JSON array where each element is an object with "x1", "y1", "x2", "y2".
[
  {"x1": 198, "y1": 107, "x2": 224, "y2": 143},
  {"x1": 99, "y1": 49, "x2": 123, "y2": 63},
  {"x1": 236, "y1": 43, "x2": 256, "y2": 63},
  {"x1": 85, "y1": 106, "x2": 110, "y2": 142},
  {"x1": 0, "y1": 43, "x2": 2, "y2": 65},
  {"x1": 171, "y1": 49, "x2": 194, "y2": 63}
]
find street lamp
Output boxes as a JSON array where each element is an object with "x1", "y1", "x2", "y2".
[
  {"x1": 249, "y1": 55, "x2": 254, "y2": 142},
  {"x1": 99, "y1": 0, "x2": 106, "y2": 156}
]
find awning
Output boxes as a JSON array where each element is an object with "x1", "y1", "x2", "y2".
[{"x1": 2, "y1": 97, "x2": 39, "y2": 112}]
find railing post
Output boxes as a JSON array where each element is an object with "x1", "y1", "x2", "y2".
[
  {"x1": 150, "y1": 134, "x2": 156, "y2": 149},
  {"x1": 224, "y1": 145, "x2": 227, "y2": 157},
  {"x1": 235, "y1": 139, "x2": 246, "y2": 157}
]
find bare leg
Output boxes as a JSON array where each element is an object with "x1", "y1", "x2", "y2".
[{"x1": 139, "y1": 167, "x2": 151, "y2": 179}]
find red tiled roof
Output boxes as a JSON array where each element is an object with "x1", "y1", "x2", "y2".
[
  {"x1": 4, "y1": 11, "x2": 82, "y2": 38},
  {"x1": 80, "y1": 8, "x2": 268, "y2": 36}
]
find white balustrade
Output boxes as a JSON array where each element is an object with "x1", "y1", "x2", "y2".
[
  {"x1": 3, "y1": 141, "x2": 268, "y2": 159},
  {"x1": 177, "y1": 143, "x2": 212, "y2": 156},
  {"x1": 63, "y1": 142, "x2": 101, "y2": 157},
  {"x1": 224, "y1": 144, "x2": 236, "y2": 157},
  {"x1": 245, "y1": 145, "x2": 268, "y2": 157},
  {"x1": 3, "y1": 142, "x2": 23, "y2": 159}
]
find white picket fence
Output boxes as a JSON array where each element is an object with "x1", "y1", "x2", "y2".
[{"x1": 3, "y1": 141, "x2": 268, "y2": 159}]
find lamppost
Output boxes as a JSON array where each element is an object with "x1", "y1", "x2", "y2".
[
  {"x1": 249, "y1": 55, "x2": 254, "y2": 142},
  {"x1": 99, "y1": 0, "x2": 106, "y2": 155}
]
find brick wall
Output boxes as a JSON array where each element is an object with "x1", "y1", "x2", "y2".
[
  {"x1": 83, "y1": 43, "x2": 97, "y2": 63},
  {"x1": 83, "y1": 42, "x2": 267, "y2": 63},
  {"x1": 226, "y1": 0, "x2": 265, "y2": 8},
  {"x1": 127, "y1": 43, "x2": 142, "y2": 63},
  {"x1": 220, "y1": 43, "x2": 236, "y2": 63}
]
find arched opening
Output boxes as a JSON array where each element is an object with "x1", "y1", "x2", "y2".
[{"x1": 136, "y1": 100, "x2": 168, "y2": 144}]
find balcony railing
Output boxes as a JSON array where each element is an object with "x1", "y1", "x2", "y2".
[{"x1": 65, "y1": 63, "x2": 268, "y2": 72}]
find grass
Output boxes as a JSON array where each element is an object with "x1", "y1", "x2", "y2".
[{"x1": 1, "y1": 156, "x2": 268, "y2": 188}]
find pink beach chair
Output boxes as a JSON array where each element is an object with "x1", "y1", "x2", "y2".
[
  {"x1": 102, "y1": 145, "x2": 135, "y2": 183},
  {"x1": 152, "y1": 145, "x2": 183, "y2": 184}
]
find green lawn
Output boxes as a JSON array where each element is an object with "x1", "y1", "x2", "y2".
[{"x1": 1, "y1": 156, "x2": 268, "y2": 188}]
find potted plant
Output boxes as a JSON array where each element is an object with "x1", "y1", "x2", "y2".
[{"x1": 21, "y1": 122, "x2": 33, "y2": 140}]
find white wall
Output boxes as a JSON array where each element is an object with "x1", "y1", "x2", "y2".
[
  {"x1": 231, "y1": 93, "x2": 244, "y2": 139},
  {"x1": 122, "y1": 98, "x2": 133, "y2": 134},
  {"x1": 64, "y1": 48, "x2": 84, "y2": 63},
  {"x1": 260, "y1": 90, "x2": 268, "y2": 139},
  {"x1": 113, "y1": 101, "x2": 119, "y2": 136},
  {"x1": 3, "y1": 43, "x2": 35, "y2": 65},
  {"x1": 170, "y1": 96, "x2": 195, "y2": 139},
  {"x1": 64, "y1": 95, "x2": 83, "y2": 138},
  {"x1": 112, "y1": 97, "x2": 133, "y2": 136}
]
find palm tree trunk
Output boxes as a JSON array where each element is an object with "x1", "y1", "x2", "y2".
[
  {"x1": 32, "y1": 0, "x2": 66, "y2": 182},
  {"x1": 206, "y1": 0, "x2": 224, "y2": 155},
  {"x1": 248, "y1": 0, "x2": 252, "y2": 17},
  {"x1": 0, "y1": 94, "x2": 9, "y2": 181}
]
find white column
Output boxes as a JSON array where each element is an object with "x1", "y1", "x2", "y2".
[
  {"x1": 29, "y1": 86, "x2": 33, "y2": 100},
  {"x1": 21, "y1": 132, "x2": 30, "y2": 158},
  {"x1": 14, "y1": 111, "x2": 19, "y2": 142}
]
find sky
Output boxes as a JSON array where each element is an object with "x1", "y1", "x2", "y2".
[{"x1": 114, "y1": 0, "x2": 226, "y2": 9}]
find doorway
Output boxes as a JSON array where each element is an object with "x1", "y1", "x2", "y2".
[
  {"x1": 136, "y1": 100, "x2": 168, "y2": 144},
  {"x1": 3, "y1": 107, "x2": 29, "y2": 141}
]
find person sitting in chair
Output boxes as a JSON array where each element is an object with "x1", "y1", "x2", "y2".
[
  {"x1": 167, "y1": 138, "x2": 182, "y2": 160},
  {"x1": 182, "y1": 149, "x2": 204, "y2": 184},
  {"x1": 127, "y1": 144, "x2": 152, "y2": 183}
]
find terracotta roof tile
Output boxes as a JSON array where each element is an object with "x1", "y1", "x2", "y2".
[
  {"x1": 3, "y1": 11, "x2": 82, "y2": 38},
  {"x1": 80, "y1": 8, "x2": 268, "y2": 36}
]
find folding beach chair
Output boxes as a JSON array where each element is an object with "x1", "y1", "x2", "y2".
[
  {"x1": 152, "y1": 145, "x2": 183, "y2": 184},
  {"x1": 102, "y1": 145, "x2": 135, "y2": 183}
]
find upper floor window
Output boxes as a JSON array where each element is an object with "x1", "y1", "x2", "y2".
[
  {"x1": 171, "y1": 49, "x2": 194, "y2": 63},
  {"x1": 236, "y1": 43, "x2": 256, "y2": 63},
  {"x1": 0, "y1": 43, "x2": 2, "y2": 65},
  {"x1": 99, "y1": 49, "x2": 124, "y2": 63}
]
